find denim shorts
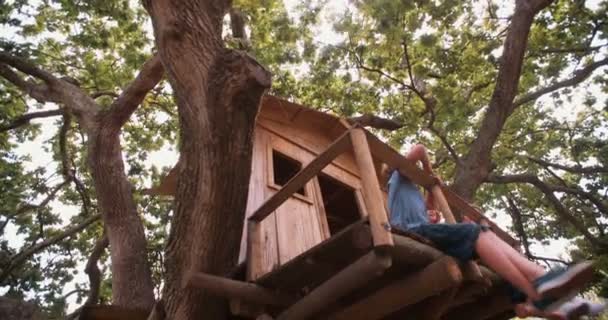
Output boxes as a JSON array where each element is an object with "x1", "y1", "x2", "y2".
[{"x1": 408, "y1": 223, "x2": 490, "y2": 264}]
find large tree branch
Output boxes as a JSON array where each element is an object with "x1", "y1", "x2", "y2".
[
  {"x1": 84, "y1": 234, "x2": 109, "y2": 306},
  {"x1": 0, "y1": 52, "x2": 58, "y2": 84},
  {"x1": 347, "y1": 114, "x2": 404, "y2": 131},
  {"x1": 514, "y1": 58, "x2": 608, "y2": 107},
  {"x1": 452, "y1": 0, "x2": 555, "y2": 200},
  {"x1": 0, "y1": 64, "x2": 61, "y2": 103},
  {"x1": 486, "y1": 174, "x2": 608, "y2": 250},
  {"x1": 0, "y1": 52, "x2": 100, "y2": 130},
  {"x1": 106, "y1": 54, "x2": 164, "y2": 130},
  {"x1": 0, "y1": 214, "x2": 102, "y2": 284},
  {"x1": 0, "y1": 109, "x2": 64, "y2": 132}
]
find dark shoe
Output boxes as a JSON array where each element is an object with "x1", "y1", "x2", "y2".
[{"x1": 533, "y1": 261, "x2": 595, "y2": 311}]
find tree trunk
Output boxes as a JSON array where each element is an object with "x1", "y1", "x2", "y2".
[
  {"x1": 144, "y1": 1, "x2": 271, "y2": 319},
  {"x1": 452, "y1": 0, "x2": 553, "y2": 201},
  {"x1": 88, "y1": 124, "x2": 156, "y2": 310}
]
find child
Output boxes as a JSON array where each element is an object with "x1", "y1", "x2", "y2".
[{"x1": 388, "y1": 144, "x2": 601, "y2": 317}]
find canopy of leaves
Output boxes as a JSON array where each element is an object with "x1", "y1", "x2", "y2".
[{"x1": 0, "y1": 0, "x2": 607, "y2": 316}]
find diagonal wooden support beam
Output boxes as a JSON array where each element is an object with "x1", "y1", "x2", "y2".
[
  {"x1": 183, "y1": 271, "x2": 295, "y2": 307},
  {"x1": 328, "y1": 256, "x2": 463, "y2": 320},
  {"x1": 276, "y1": 250, "x2": 392, "y2": 320},
  {"x1": 249, "y1": 129, "x2": 352, "y2": 222}
]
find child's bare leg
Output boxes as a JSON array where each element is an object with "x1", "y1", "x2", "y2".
[
  {"x1": 486, "y1": 232, "x2": 545, "y2": 281},
  {"x1": 475, "y1": 231, "x2": 540, "y2": 300}
]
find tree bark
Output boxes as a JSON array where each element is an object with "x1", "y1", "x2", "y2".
[
  {"x1": 452, "y1": 0, "x2": 554, "y2": 201},
  {"x1": 144, "y1": 1, "x2": 271, "y2": 319},
  {"x1": 0, "y1": 52, "x2": 163, "y2": 309}
]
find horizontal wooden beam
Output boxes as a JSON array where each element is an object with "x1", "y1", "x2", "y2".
[
  {"x1": 276, "y1": 250, "x2": 392, "y2": 320},
  {"x1": 328, "y1": 256, "x2": 463, "y2": 320},
  {"x1": 249, "y1": 129, "x2": 352, "y2": 222},
  {"x1": 183, "y1": 272, "x2": 294, "y2": 307}
]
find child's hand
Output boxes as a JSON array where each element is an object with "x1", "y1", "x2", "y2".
[{"x1": 428, "y1": 210, "x2": 441, "y2": 224}]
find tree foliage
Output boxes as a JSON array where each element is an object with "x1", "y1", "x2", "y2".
[{"x1": 0, "y1": 0, "x2": 607, "y2": 317}]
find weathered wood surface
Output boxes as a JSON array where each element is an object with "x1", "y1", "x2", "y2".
[
  {"x1": 328, "y1": 256, "x2": 463, "y2": 320},
  {"x1": 249, "y1": 129, "x2": 352, "y2": 222},
  {"x1": 350, "y1": 128, "x2": 394, "y2": 247},
  {"x1": 255, "y1": 220, "x2": 372, "y2": 292},
  {"x1": 276, "y1": 250, "x2": 392, "y2": 320}
]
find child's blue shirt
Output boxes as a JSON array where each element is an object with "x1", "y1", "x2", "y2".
[{"x1": 387, "y1": 170, "x2": 429, "y2": 229}]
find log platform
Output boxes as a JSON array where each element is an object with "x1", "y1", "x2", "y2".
[{"x1": 186, "y1": 220, "x2": 514, "y2": 320}]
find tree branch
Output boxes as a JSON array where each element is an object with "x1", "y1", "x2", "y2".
[
  {"x1": 1, "y1": 180, "x2": 71, "y2": 235},
  {"x1": 0, "y1": 109, "x2": 64, "y2": 132},
  {"x1": 0, "y1": 64, "x2": 60, "y2": 103},
  {"x1": 0, "y1": 51, "x2": 58, "y2": 84},
  {"x1": 59, "y1": 113, "x2": 91, "y2": 216},
  {"x1": 0, "y1": 213, "x2": 102, "y2": 284},
  {"x1": 347, "y1": 114, "x2": 404, "y2": 130},
  {"x1": 106, "y1": 54, "x2": 164, "y2": 130},
  {"x1": 514, "y1": 58, "x2": 608, "y2": 107},
  {"x1": 486, "y1": 174, "x2": 608, "y2": 250},
  {"x1": 84, "y1": 234, "x2": 109, "y2": 306},
  {"x1": 527, "y1": 156, "x2": 608, "y2": 175},
  {"x1": 504, "y1": 195, "x2": 532, "y2": 258}
]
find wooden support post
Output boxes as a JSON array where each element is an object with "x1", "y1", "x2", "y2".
[
  {"x1": 276, "y1": 250, "x2": 392, "y2": 320},
  {"x1": 350, "y1": 128, "x2": 393, "y2": 247},
  {"x1": 329, "y1": 257, "x2": 463, "y2": 320},
  {"x1": 249, "y1": 129, "x2": 352, "y2": 222},
  {"x1": 183, "y1": 271, "x2": 294, "y2": 307}
]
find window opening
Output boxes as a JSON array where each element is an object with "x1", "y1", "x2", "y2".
[
  {"x1": 318, "y1": 173, "x2": 362, "y2": 235},
  {"x1": 272, "y1": 150, "x2": 305, "y2": 196}
]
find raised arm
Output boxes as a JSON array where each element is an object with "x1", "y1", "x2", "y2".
[{"x1": 405, "y1": 144, "x2": 433, "y2": 174}]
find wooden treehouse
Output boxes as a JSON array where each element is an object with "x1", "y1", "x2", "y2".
[{"x1": 152, "y1": 95, "x2": 522, "y2": 320}]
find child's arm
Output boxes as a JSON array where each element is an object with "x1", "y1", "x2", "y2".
[{"x1": 406, "y1": 144, "x2": 433, "y2": 174}]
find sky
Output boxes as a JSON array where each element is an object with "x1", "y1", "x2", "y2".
[{"x1": 2, "y1": 0, "x2": 607, "y2": 312}]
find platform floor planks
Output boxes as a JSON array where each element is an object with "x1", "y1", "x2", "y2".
[{"x1": 252, "y1": 221, "x2": 513, "y2": 320}]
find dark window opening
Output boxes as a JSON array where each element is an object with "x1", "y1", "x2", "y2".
[
  {"x1": 318, "y1": 173, "x2": 362, "y2": 235},
  {"x1": 272, "y1": 150, "x2": 305, "y2": 195}
]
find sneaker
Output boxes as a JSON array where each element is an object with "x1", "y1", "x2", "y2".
[
  {"x1": 587, "y1": 299, "x2": 608, "y2": 317},
  {"x1": 533, "y1": 261, "x2": 595, "y2": 311},
  {"x1": 555, "y1": 298, "x2": 590, "y2": 320}
]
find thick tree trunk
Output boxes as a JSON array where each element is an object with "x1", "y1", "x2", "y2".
[
  {"x1": 452, "y1": 0, "x2": 553, "y2": 201},
  {"x1": 144, "y1": 1, "x2": 271, "y2": 319},
  {"x1": 88, "y1": 125, "x2": 155, "y2": 310}
]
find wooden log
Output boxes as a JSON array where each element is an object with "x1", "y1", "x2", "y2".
[
  {"x1": 350, "y1": 128, "x2": 393, "y2": 247},
  {"x1": 229, "y1": 299, "x2": 266, "y2": 319},
  {"x1": 249, "y1": 129, "x2": 352, "y2": 222},
  {"x1": 275, "y1": 250, "x2": 392, "y2": 320},
  {"x1": 443, "y1": 292, "x2": 513, "y2": 320},
  {"x1": 416, "y1": 287, "x2": 459, "y2": 320},
  {"x1": 254, "y1": 220, "x2": 373, "y2": 290},
  {"x1": 389, "y1": 233, "x2": 443, "y2": 266},
  {"x1": 183, "y1": 272, "x2": 294, "y2": 307},
  {"x1": 328, "y1": 256, "x2": 463, "y2": 320}
]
